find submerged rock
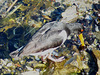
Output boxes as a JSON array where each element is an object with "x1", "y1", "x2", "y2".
[
  {"x1": 92, "y1": 49, "x2": 100, "y2": 75},
  {"x1": 0, "y1": 0, "x2": 12, "y2": 17},
  {"x1": 0, "y1": 32, "x2": 7, "y2": 48},
  {"x1": 21, "y1": 71, "x2": 39, "y2": 75},
  {"x1": 94, "y1": 31, "x2": 100, "y2": 41}
]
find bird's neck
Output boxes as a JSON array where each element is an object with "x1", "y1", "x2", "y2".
[{"x1": 64, "y1": 27, "x2": 71, "y2": 37}]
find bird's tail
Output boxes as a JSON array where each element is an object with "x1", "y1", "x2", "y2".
[
  {"x1": 9, "y1": 46, "x2": 24, "y2": 60},
  {"x1": 9, "y1": 50, "x2": 19, "y2": 60}
]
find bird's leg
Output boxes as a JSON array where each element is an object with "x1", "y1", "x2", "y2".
[
  {"x1": 41, "y1": 54, "x2": 49, "y2": 62},
  {"x1": 47, "y1": 52, "x2": 65, "y2": 62}
]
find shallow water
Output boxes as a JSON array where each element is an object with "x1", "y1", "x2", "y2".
[{"x1": 0, "y1": 0, "x2": 100, "y2": 75}]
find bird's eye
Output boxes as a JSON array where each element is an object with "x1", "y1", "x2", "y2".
[{"x1": 81, "y1": 29, "x2": 84, "y2": 32}]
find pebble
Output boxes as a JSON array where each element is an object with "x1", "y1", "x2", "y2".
[
  {"x1": 95, "y1": 24, "x2": 99, "y2": 32},
  {"x1": 85, "y1": 14, "x2": 92, "y2": 20},
  {"x1": 21, "y1": 71, "x2": 39, "y2": 75},
  {"x1": 26, "y1": 66, "x2": 33, "y2": 71},
  {"x1": 7, "y1": 63, "x2": 13, "y2": 67},
  {"x1": 0, "y1": 64, "x2": 2, "y2": 69},
  {"x1": 54, "y1": 2, "x2": 60, "y2": 7},
  {"x1": 0, "y1": 59, "x2": 7, "y2": 66},
  {"x1": 36, "y1": 69, "x2": 40, "y2": 72}
]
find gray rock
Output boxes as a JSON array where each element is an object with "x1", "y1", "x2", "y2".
[{"x1": 21, "y1": 71, "x2": 39, "y2": 75}]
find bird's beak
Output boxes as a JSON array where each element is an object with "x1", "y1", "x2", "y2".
[{"x1": 78, "y1": 29, "x2": 85, "y2": 46}]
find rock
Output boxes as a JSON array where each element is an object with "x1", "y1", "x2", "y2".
[
  {"x1": 42, "y1": 7, "x2": 55, "y2": 16},
  {"x1": 94, "y1": 31, "x2": 100, "y2": 40},
  {"x1": 40, "y1": 4, "x2": 46, "y2": 10},
  {"x1": 6, "y1": 62, "x2": 13, "y2": 67},
  {"x1": 0, "y1": 32, "x2": 7, "y2": 49},
  {"x1": 55, "y1": 0, "x2": 62, "y2": 3},
  {"x1": 70, "y1": 55, "x2": 83, "y2": 70},
  {"x1": 0, "y1": 59, "x2": 7, "y2": 66},
  {"x1": 92, "y1": 49, "x2": 100, "y2": 61},
  {"x1": 51, "y1": 7, "x2": 65, "y2": 21},
  {"x1": 53, "y1": 64, "x2": 81, "y2": 75},
  {"x1": 93, "y1": 0, "x2": 99, "y2": 3},
  {"x1": 54, "y1": 2, "x2": 60, "y2": 7},
  {"x1": 21, "y1": 71, "x2": 39, "y2": 75},
  {"x1": 34, "y1": 64, "x2": 46, "y2": 68},
  {"x1": 42, "y1": 15, "x2": 52, "y2": 21},
  {"x1": 61, "y1": 5, "x2": 78, "y2": 23},
  {"x1": 85, "y1": 14, "x2": 93, "y2": 20},
  {"x1": 26, "y1": 66, "x2": 33, "y2": 71},
  {"x1": 0, "y1": 64, "x2": 2, "y2": 69},
  {"x1": 36, "y1": 69, "x2": 40, "y2": 72},
  {"x1": 28, "y1": 20, "x2": 42, "y2": 28},
  {"x1": 13, "y1": 26, "x2": 24, "y2": 36},
  {"x1": 97, "y1": 59, "x2": 100, "y2": 75},
  {"x1": 92, "y1": 49, "x2": 100, "y2": 75},
  {"x1": 0, "y1": 0, "x2": 12, "y2": 17}
]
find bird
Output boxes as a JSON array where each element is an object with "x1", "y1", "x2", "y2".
[{"x1": 9, "y1": 21, "x2": 84, "y2": 62}]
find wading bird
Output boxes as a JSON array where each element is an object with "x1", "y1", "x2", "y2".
[{"x1": 10, "y1": 21, "x2": 85, "y2": 62}]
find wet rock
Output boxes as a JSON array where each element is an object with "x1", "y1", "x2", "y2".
[
  {"x1": 26, "y1": 66, "x2": 33, "y2": 71},
  {"x1": 93, "y1": 31, "x2": 100, "y2": 40},
  {"x1": 86, "y1": 49, "x2": 98, "y2": 75},
  {"x1": 7, "y1": 62, "x2": 13, "y2": 67},
  {"x1": 94, "y1": 18, "x2": 100, "y2": 32},
  {"x1": 21, "y1": 71, "x2": 39, "y2": 75},
  {"x1": 70, "y1": 55, "x2": 85, "y2": 70},
  {"x1": 8, "y1": 40, "x2": 19, "y2": 52},
  {"x1": 41, "y1": 7, "x2": 55, "y2": 16},
  {"x1": 55, "y1": 0, "x2": 62, "y2": 3},
  {"x1": 51, "y1": 7, "x2": 65, "y2": 21},
  {"x1": 92, "y1": 3, "x2": 100, "y2": 32},
  {"x1": 31, "y1": 15, "x2": 39, "y2": 21},
  {"x1": 92, "y1": 3, "x2": 100, "y2": 11},
  {"x1": 53, "y1": 64, "x2": 81, "y2": 75},
  {"x1": 40, "y1": 4, "x2": 46, "y2": 10},
  {"x1": 0, "y1": 32, "x2": 7, "y2": 48},
  {"x1": 13, "y1": 26, "x2": 24, "y2": 36},
  {"x1": 92, "y1": 49, "x2": 100, "y2": 75},
  {"x1": 61, "y1": 5, "x2": 78, "y2": 23},
  {"x1": 0, "y1": 0, "x2": 12, "y2": 17},
  {"x1": 42, "y1": 15, "x2": 52, "y2": 21},
  {"x1": 85, "y1": 14, "x2": 93, "y2": 21},
  {"x1": 0, "y1": 59, "x2": 7, "y2": 66},
  {"x1": 54, "y1": 2, "x2": 60, "y2": 7},
  {"x1": 28, "y1": 20, "x2": 43, "y2": 28},
  {"x1": 6, "y1": 27, "x2": 16, "y2": 38}
]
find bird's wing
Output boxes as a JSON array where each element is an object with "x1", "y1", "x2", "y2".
[
  {"x1": 31, "y1": 21, "x2": 57, "y2": 40},
  {"x1": 20, "y1": 29, "x2": 66, "y2": 56},
  {"x1": 10, "y1": 21, "x2": 67, "y2": 58}
]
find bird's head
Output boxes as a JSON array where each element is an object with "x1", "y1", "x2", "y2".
[
  {"x1": 66, "y1": 23, "x2": 85, "y2": 46},
  {"x1": 66, "y1": 23, "x2": 84, "y2": 35}
]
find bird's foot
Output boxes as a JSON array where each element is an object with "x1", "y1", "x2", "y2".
[
  {"x1": 47, "y1": 54, "x2": 65, "y2": 62},
  {"x1": 40, "y1": 53, "x2": 65, "y2": 62}
]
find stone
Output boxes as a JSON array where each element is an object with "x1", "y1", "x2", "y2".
[
  {"x1": 21, "y1": 71, "x2": 39, "y2": 75},
  {"x1": 61, "y1": 5, "x2": 78, "y2": 23}
]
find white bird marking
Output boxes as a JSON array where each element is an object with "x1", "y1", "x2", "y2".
[{"x1": 58, "y1": 30, "x2": 67, "y2": 45}]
